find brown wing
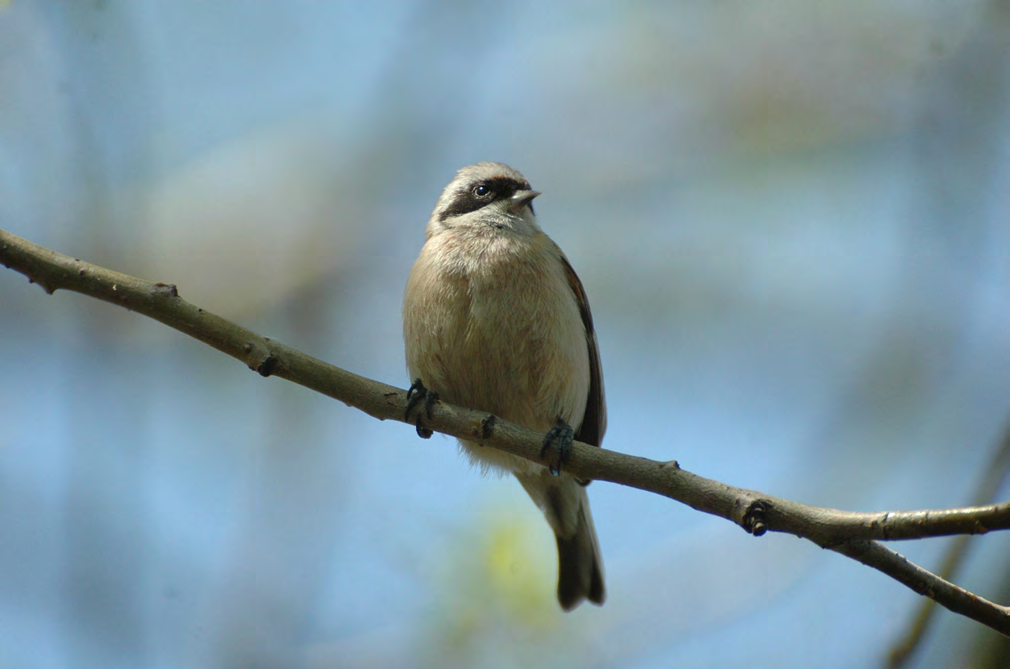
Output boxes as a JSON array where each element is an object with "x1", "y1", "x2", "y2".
[{"x1": 558, "y1": 252, "x2": 607, "y2": 447}]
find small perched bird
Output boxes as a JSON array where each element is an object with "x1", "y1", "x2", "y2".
[{"x1": 402, "y1": 162, "x2": 606, "y2": 610}]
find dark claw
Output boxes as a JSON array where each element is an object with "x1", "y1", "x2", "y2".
[
  {"x1": 540, "y1": 421, "x2": 575, "y2": 476},
  {"x1": 481, "y1": 415, "x2": 497, "y2": 440},
  {"x1": 405, "y1": 378, "x2": 439, "y2": 439},
  {"x1": 405, "y1": 379, "x2": 426, "y2": 419},
  {"x1": 743, "y1": 500, "x2": 768, "y2": 537}
]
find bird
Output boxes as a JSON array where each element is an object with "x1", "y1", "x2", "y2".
[{"x1": 402, "y1": 162, "x2": 606, "y2": 610}]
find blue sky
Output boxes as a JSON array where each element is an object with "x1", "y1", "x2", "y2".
[{"x1": 2, "y1": 1, "x2": 1010, "y2": 667}]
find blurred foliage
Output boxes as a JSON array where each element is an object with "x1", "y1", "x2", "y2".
[{"x1": 419, "y1": 514, "x2": 570, "y2": 668}]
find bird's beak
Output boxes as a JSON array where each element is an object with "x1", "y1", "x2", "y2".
[{"x1": 508, "y1": 189, "x2": 541, "y2": 215}]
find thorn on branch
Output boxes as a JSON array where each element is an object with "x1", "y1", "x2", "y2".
[
  {"x1": 744, "y1": 500, "x2": 769, "y2": 536},
  {"x1": 31, "y1": 275, "x2": 56, "y2": 295},
  {"x1": 256, "y1": 354, "x2": 278, "y2": 377}
]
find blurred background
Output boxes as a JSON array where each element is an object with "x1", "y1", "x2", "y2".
[{"x1": 3, "y1": 1, "x2": 1010, "y2": 667}]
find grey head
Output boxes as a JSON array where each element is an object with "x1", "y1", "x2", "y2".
[{"x1": 427, "y1": 162, "x2": 542, "y2": 238}]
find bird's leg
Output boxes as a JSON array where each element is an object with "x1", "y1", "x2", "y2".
[
  {"x1": 405, "y1": 378, "x2": 439, "y2": 439},
  {"x1": 540, "y1": 419, "x2": 575, "y2": 476}
]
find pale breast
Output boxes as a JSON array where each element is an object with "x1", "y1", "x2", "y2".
[{"x1": 403, "y1": 229, "x2": 591, "y2": 473}]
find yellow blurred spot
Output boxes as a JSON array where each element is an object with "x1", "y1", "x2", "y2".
[
  {"x1": 420, "y1": 506, "x2": 598, "y2": 665},
  {"x1": 483, "y1": 519, "x2": 557, "y2": 627}
]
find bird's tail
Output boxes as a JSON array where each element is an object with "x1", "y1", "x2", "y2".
[{"x1": 516, "y1": 471, "x2": 606, "y2": 610}]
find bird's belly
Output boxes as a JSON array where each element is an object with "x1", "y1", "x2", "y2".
[{"x1": 416, "y1": 264, "x2": 589, "y2": 475}]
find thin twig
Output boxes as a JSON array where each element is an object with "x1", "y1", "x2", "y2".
[
  {"x1": 888, "y1": 418, "x2": 1010, "y2": 667},
  {"x1": 3, "y1": 227, "x2": 1010, "y2": 636}
]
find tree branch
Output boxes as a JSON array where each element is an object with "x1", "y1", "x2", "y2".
[
  {"x1": 4, "y1": 227, "x2": 1010, "y2": 635},
  {"x1": 887, "y1": 417, "x2": 1010, "y2": 666}
]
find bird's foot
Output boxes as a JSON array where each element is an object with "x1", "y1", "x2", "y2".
[
  {"x1": 540, "y1": 420, "x2": 574, "y2": 476},
  {"x1": 405, "y1": 378, "x2": 439, "y2": 439}
]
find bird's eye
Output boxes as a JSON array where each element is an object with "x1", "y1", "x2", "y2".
[{"x1": 472, "y1": 184, "x2": 493, "y2": 199}]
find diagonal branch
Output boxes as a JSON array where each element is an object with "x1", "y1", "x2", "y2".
[
  {"x1": 887, "y1": 417, "x2": 1010, "y2": 667},
  {"x1": 3, "y1": 227, "x2": 1010, "y2": 635},
  {"x1": 833, "y1": 540, "x2": 1010, "y2": 637}
]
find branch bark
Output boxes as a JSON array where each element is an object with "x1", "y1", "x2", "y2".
[{"x1": 3, "y1": 227, "x2": 1010, "y2": 636}]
